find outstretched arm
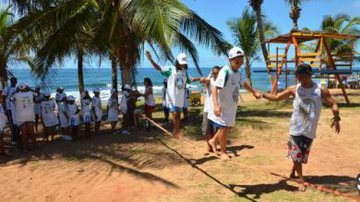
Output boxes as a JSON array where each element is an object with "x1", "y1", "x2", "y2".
[
  {"x1": 262, "y1": 86, "x2": 296, "y2": 101},
  {"x1": 321, "y1": 88, "x2": 340, "y2": 133},
  {"x1": 145, "y1": 51, "x2": 161, "y2": 72},
  {"x1": 243, "y1": 82, "x2": 262, "y2": 99}
]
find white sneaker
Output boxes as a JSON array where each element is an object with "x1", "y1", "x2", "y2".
[
  {"x1": 10, "y1": 141, "x2": 17, "y2": 146},
  {"x1": 122, "y1": 130, "x2": 130, "y2": 135}
]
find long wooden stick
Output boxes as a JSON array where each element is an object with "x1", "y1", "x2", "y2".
[{"x1": 140, "y1": 115, "x2": 174, "y2": 137}]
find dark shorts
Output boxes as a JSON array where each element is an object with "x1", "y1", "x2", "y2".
[
  {"x1": 288, "y1": 135, "x2": 313, "y2": 164},
  {"x1": 210, "y1": 120, "x2": 227, "y2": 129},
  {"x1": 202, "y1": 112, "x2": 217, "y2": 136},
  {"x1": 144, "y1": 104, "x2": 155, "y2": 112}
]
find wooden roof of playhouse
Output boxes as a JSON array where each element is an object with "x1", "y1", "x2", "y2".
[{"x1": 264, "y1": 30, "x2": 360, "y2": 104}]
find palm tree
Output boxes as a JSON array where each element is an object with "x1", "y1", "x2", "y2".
[
  {"x1": 285, "y1": 0, "x2": 311, "y2": 30},
  {"x1": 321, "y1": 14, "x2": 360, "y2": 54},
  {"x1": 228, "y1": 7, "x2": 278, "y2": 86},
  {"x1": 249, "y1": 0, "x2": 268, "y2": 63},
  {"x1": 12, "y1": 0, "x2": 229, "y2": 89},
  {"x1": 0, "y1": 6, "x2": 32, "y2": 88}
]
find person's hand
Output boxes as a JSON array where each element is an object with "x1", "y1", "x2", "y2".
[
  {"x1": 331, "y1": 118, "x2": 341, "y2": 134},
  {"x1": 145, "y1": 51, "x2": 152, "y2": 60},
  {"x1": 214, "y1": 105, "x2": 221, "y2": 117},
  {"x1": 254, "y1": 91, "x2": 263, "y2": 99}
]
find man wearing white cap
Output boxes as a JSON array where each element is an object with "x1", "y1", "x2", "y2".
[
  {"x1": 207, "y1": 47, "x2": 262, "y2": 160},
  {"x1": 67, "y1": 95, "x2": 80, "y2": 141},
  {"x1": 11, "y1": 83, "x2": 37, "y2": 150},
  {"x1": 55, "y1": 87, "x2": 67, "y2": 103},
  {"x1": 146, "y1": 51, "x2": 192, "y2": 138},
  {"x1": 41, "y1": 92, "x2": 59, "y2": 141},
  {"x1": 91, "y1": 88, "x2": 102, "y2": 135}
]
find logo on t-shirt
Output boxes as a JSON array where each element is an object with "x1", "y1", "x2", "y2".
[{"x1": 175, "y1": 76, "x2": 184, "y2": 89}]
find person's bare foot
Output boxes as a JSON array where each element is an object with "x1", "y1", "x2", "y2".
[
  {"x1": 297, "y1": 179, "x2": 306, "y2": 192},
  {"x1": 208, "y1": 139, "x2": 217, "y2": 155},
  {"x1": 219, "y1": 152, "x2": 231, "y2": 160}
]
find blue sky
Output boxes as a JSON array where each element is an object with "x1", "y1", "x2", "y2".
[{"x1": 7, "y1": 0, "x2": 360, "y2": 70}]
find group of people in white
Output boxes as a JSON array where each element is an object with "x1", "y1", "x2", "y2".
[
  {"x1": 0, "y1": 78, "x2": 141, "y2": 152},
  {"x1": 0, "y1": 45, "x2": 342, "y2": 191},
  {"x1": 147, "y1": 46, "x2": 341, "y2": 191}
]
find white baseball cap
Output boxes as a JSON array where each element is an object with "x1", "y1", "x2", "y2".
[
  {"x1": 67, "y1": 95, "x2": 75, "y2": 101},
  {"x1": 44, "y1": 92, "x2": 51, "y2": 97},
  {"x1": 123, "y1": 84, "x2": 131, "y2": 90},
  {"x1": 18, "y1": 83, "x2": 27, "y2": 90},
  {"x1": 176, "y1": 53, "x2": 187, "y2": 65},
  {"x1": 228, "y1": 47, "x2": 244, "y2": 59}
]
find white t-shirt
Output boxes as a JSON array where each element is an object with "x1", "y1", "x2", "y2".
[
  {"x1": 55, "y1": 92, "x2": 67, "y2": 103},
  {"x1": 145, "y1": 86, "x2": 156, "y2": 107},
  {"x1": 289, "y1": 83, "x2": 322, "y2": 139},
  {"x1": 12, "y1": 91, "x2": 36, "y2": 125},
  {"x1": 203, "y1": 77, "x2": 216, "y2": 113},
  {"x1": 58, "y1": 101, "x2": 69, "y2": 128},
  {"x1": 0, "y1": 104, "x2": 6, "y2": 129},
  {"x1": 41, "y1": 99, "x2": 59, "y2": 127},
  {"x1": 81, "y1": 98, "x2": 92, "y2": 123},
  {"x1": 67, "y1": 103, "x2": 80, "y2": 126},
  {"x1": 34, "y1": 93, "x2": 44, "y2": 115},
  {"x1": 91, "y1": 96, "x2": 102, "y2": 122},
  {"x1": 161, "y1": 66, "x2": 191, "y2": 108},
  {"x1": 208, "y1": 65, "x2": 244, "y2": 127},
  {"x1": 107, "y1": 97, "x2": 118, "y2": 122},
  {"x1": 5, "y1": 86, "x2": 17, "y2": 111}
]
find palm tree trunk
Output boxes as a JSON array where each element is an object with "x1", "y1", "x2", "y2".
[
  {"x1": 245, "y1": 56, "x2": 252, "y2": 87},
  {"x1": 0, "y1": 55, "x2": 7, "y2": 89},
  {"x1": 77, "y1": 48, "x2": 84, "y2": 96},
  {"x1": 249, "y1": 0, "x2": 268, "y2": 64},
  {"x1": 110, "y1": 55, "x2": 118, "y2": 91},
  {"x1": 120, "y1": 65, "x2": 135, "y2": 86}
]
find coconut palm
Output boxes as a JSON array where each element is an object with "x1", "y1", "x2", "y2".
[
  {"x1": 0, "y1": 6, "x2": 33, "y2": 88},
  {"x1": 11, "y1": 0, "x2": 229, "y2": 89},
  {"x1": 321, "y1": 14, "x2": 360, "y2": 54},
  {"x1": 285, "y1": 0, "x2": 311, "y2": 30},
  {"x1": 249, "y1": 0, "x2": 268, "y2": 63},
  {"x1": 227, "y1": 7, "x2": 278, "y2": 86}
]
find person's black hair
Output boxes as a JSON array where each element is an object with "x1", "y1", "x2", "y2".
[
  {"x1": 144, "y1": 77, "x2": 153, "y2": 87},
  {"x1": 212, "y1": 65, "x2": 221, "y2": 71},
  {"x1": 295, "y1": 63, "x2": 313, "y2": 75}
]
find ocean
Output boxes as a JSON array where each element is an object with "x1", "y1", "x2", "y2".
[{"x1": 8, "y1": 67, "x2": 299, "y2": 101}]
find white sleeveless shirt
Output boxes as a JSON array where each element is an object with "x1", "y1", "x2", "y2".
[
  {"x1": 145, "y1": 86, "x2": 156, "y2": 106},
  {"x1": 289, "y1": 83, "x2": 322, "y2": 139}
]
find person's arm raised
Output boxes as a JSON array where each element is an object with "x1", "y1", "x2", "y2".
[{"x1": 145, "y1": 51, "x2": 161, "y2": 72}]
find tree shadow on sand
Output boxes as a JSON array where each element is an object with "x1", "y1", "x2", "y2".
[
  {"x1": 0, "y1": 128, "x2": 186, "y2": 188},
  {"x1": 229, "y1": 175, "x2": 359, "y2": 201}
]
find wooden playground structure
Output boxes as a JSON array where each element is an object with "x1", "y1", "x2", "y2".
[{"x1": 265, "y1": 30, "x2": 359, "y2": 103}]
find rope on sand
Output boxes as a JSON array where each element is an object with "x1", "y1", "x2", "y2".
[{"x1": 140, "y1": 115, "x2": 360, "y2": 201}]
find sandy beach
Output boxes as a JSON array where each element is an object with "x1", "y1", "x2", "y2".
[{"x1": 0, "y1": 89, "x2": 359, "y2": 202}]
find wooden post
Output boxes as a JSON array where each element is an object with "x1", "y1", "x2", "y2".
[{"x1": 323, "y1": 39, "x2": 350, "y2": 104}]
